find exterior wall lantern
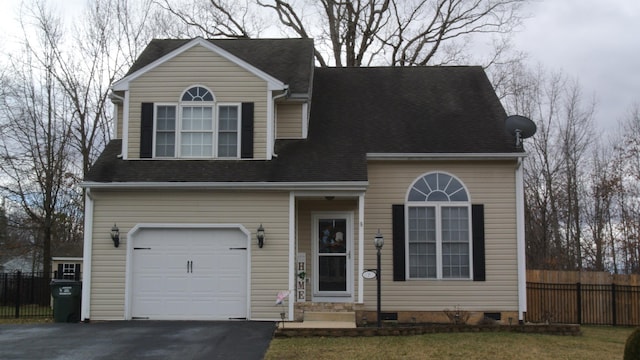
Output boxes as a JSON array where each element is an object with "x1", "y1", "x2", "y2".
[
  {"x1": 374, "y1": 229, "x2": 384, "y2": 327},
  {"x1": 111, "y1": 224, "x2": 120, "y2": 248},
  {"x1": 257, "y1": 224, "x2": 265, "y2": 248}
]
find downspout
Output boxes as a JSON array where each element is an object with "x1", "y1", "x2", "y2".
[
  {"x1": 515, "y1": 157, "x2": 527, "y2": 322},
  {"x1": 81, "y1": 188, "x2": 94, "y2": 322},
  {"x1": 109, "y1": 91, "x2": 126, "y2": 158},
  {"x1": 108, "y1": 92, "x2": 124, "y2": 138},
  {"x1": 271, "y1": 88, "x2": 290, "y2": 158}
]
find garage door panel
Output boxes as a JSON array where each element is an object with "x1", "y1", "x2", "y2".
[{"x1": 131, "y1": 227, "x2": 248, "y2": 320}]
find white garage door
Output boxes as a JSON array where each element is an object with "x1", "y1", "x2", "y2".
[{"x1": 131, "y1": 227, "x2": 248, "y2": 320}]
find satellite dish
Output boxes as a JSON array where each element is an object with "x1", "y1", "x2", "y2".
[{"x1": 505, "y1": 115, "x2": 537, "y2": 148}]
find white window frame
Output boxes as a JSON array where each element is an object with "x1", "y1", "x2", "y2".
[
  {"x1": 151, "y1": 86, "x2": 242, "y2": 159},
  {"x1": 153, "y1": 103, "x2": 178, "y2": 158},
  {"x1": 215, "y1": 103, "x2": 242, "y2": 158},
  {"x1": 62, "y1": 263, "x2": 77, "y2": 280},
  {"x1": 405, "y1": 171, "x2": 473, "y2": 280}
]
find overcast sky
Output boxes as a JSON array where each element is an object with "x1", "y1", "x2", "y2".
[
  {"x1": 512, "y1": 0, "x2": 640, "y2": 133},
  {"x1": 1, "y1": 0, "x2": 638, "y2": 133}
]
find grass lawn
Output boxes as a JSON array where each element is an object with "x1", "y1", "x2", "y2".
[{"x1": 265, "y1": 326, "x2": 636, "y2": 360}]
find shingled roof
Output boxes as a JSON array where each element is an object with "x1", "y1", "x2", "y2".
[
  {"x1": 123, "y1": 38, "x2": 314, "y2": 95},
  {"x1": 88, "y1": 65, "x2": 519, "y2": 185}
]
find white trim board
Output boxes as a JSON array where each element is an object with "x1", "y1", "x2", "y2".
[{"x1": 112, "y1": 38, "x2": 287, "y2": 92}]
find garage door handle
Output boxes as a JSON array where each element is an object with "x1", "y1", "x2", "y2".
[{"x1": 187, "y1": 260, "x2": 193, "y2": 273}]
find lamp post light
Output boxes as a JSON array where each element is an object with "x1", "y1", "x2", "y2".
[
  {"x1": 374, "y1": 229, "x2": 384, "y2": 328},
  {"x1": 257, "y1": 224, "x2": 265, "y2": 248}
]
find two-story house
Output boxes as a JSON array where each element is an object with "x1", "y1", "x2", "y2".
[{"x1": 81, "y1": 37, "x2": 528, "y2": 325}]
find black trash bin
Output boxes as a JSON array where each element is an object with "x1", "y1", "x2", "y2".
[{"x1": 50, "y1": 279, "x2": 82, "y2": 323}]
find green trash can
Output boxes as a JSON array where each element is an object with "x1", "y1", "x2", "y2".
[{"x1": 50, "y1": 279, "x2": 82, "y2": 323}]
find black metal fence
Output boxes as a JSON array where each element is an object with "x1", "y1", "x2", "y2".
[
  {"x1": 0, "y1": 272, "x2": 55, "y2": 318},
  {"x1": 527, "y1": 282, "x2": 640, "y2": 326}
]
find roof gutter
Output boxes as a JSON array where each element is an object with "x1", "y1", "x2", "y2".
[
  {"x1": 109, "y1": 91, "x2": 125, "y2": 104},
  {"x1": 81, "y1": 181, "x2": 368, "y2": 191},
  {"x1": 271, "y1": 88, "x2": 290, "y2": 158},
  {"x1": 366, "y1": 152, "x2": 528, "y2": 161}
]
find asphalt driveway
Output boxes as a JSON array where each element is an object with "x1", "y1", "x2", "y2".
[{"x1": 0, "y1": 321, "x2": 276, "y2": 360}]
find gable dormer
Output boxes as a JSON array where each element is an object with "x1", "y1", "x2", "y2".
[{"x1": 110, "y1": 38, "x2": 314, "y2": 160}]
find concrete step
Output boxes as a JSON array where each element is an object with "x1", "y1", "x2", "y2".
[{"x1": 304, "y1": 311, "x2": 355, "y2": 323}]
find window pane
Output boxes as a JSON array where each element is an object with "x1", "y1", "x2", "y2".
[
  {"x1": 179, "y1": 105, "x2": 213, "y2": 157},
  {"x1": 408, "y1": 188, "x2": 427, "y2": 201},
  {"x1": 155, "y1": 132, "x2": 175, "y2": 157},
  {"x1": 445, "y1": 177, "x2": 468, "y2": 201},
  {"x1": 181, "y1": 133, "x2": 212, "y2": 157},
  {"x1": 156, "y1": 106, "x2": 176, "y2": 130},
  {"x1": 441, "y1": 206, "x2": 470, "y2": 278},
  {"x1": 408, "y1": 207, "x2": 436, "y2": 278},
  {"x1": 426, "y1": 191, "x2": 448, "y2": 201},
  {"x1": 155, "y1": 106, "x2": 176, "y2": 157},
  {"x1": 182, "y1": 106, "x2": 213, "y2": 131},
  {"x1": 318, "y1": 256, "x2": 346, "y2": 291},
  {"x1": 218, "y1": 133, "x2": 238, "y2": 157},
  {"x1": 219, "y1": 106, "x2": 238, "y2": 130},
  {"x1": 217, "y1": 105, "x2": 239, "y2": 157}
]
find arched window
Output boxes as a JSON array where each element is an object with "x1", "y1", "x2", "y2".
[
  {"x1": 153, "y1": 86, "x2": 241, "y2": 158},
  {"x1": 406, "y1": 172, "x2": 471, "y2": 279},
  {"x1": 181, "y1": 86, "x2": 214, "y2": 102}
]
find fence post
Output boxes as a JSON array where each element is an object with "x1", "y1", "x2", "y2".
[
  {"x1": 576, "y1": 282, "x2": 582, "y2": 324},
  {"x1": 2, "y1": 273, "x2": 7, "y2": 306},
  {"x1": 14, "y1": 271, "x2": 21, "y2": 318},
  {"x1": 611, "y1": 283, "x2": 617, "y2": 326}
]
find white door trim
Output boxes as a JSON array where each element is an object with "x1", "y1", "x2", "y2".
[
  {"x1": 124, "y1": 223, "x2": 251, "y2": 320},
  {"x1": 311, "y1": 212, "x2": 354, "y2": 302}
]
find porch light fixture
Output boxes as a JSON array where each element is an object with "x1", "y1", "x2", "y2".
[
  {"x1": 374, "y1": 229, "x2": 384, "y2": 327},
  {"x1": 257, "y1": 224, "x2": 265, "y2": 248},
  {"x1": 111, "y1": 224, "x2": 120, "y2": 248}
]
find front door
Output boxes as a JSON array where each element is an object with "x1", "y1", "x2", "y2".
[{"x1": 312, "y1": 212, "x2": 353, "y2": 301}]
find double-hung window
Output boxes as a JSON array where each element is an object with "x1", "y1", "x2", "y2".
[
  {"x1": 153, "y1": 86, "x2": 240, "y2": 158},
  {"x1": 407, "y1": 172, "x2": 472, "y2": 280}
]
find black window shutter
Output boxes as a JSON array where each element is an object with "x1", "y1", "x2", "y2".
[
  {"x1": 392, "y1": 204, "x2": 406, "y2": 281},
  {"x1": 472, "y1": 204, "x2": 486, "y2": 281},
  {"x1": 57, "y1": 264, "x2": 63, "y2": 280},
  {"x1": 241, "y1": 102, "x2": 254, "y2": 158},
  {"x1": 140, "y1": 103, "x2": 154, "y2": 158}
]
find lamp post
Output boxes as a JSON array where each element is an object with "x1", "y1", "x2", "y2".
[{"x1": 374, "y1": 229, "x2": 384, "y2": 328}]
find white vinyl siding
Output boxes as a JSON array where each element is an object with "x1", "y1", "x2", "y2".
[
  {"x1": 127, "y1": 45, "x2": 268, "y2": 159},
  {"x1": 364, "y1": 160, "x2": 518, "y2": 312},
  {"x1": 88, "y1": 189, "x2": 289, "y2": 321}
]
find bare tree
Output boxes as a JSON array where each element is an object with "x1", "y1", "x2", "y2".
[
  {"x1": 158, "y1": 0, "x2": 527, "y2": 67},
  {"x1": 614, "y1": 104, "x2": 640, "y2": 273},
  {"x1": 27, "y1": 0, "x2": 161, "y2": 177},
  {"x1": 0, "y1": 5, "x2": 74, "y2": 277},
  {"x1": 504, "y1": 64, "x2": 597, "y2": 270},
  {"x1": 558, "y1": 80, "x2": 595, "y2": 270}
]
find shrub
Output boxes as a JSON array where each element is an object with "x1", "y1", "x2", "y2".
[
  {"x1": 624, "y1": 327, "x2": 640, "y2": 360},
  {"x1": 443, "y1": 306, "x2": 470, "y2": 325}
]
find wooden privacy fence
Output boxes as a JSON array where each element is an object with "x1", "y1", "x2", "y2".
[{"x1": 526, "y1": 270, "x2": 640, "y2": 326}]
